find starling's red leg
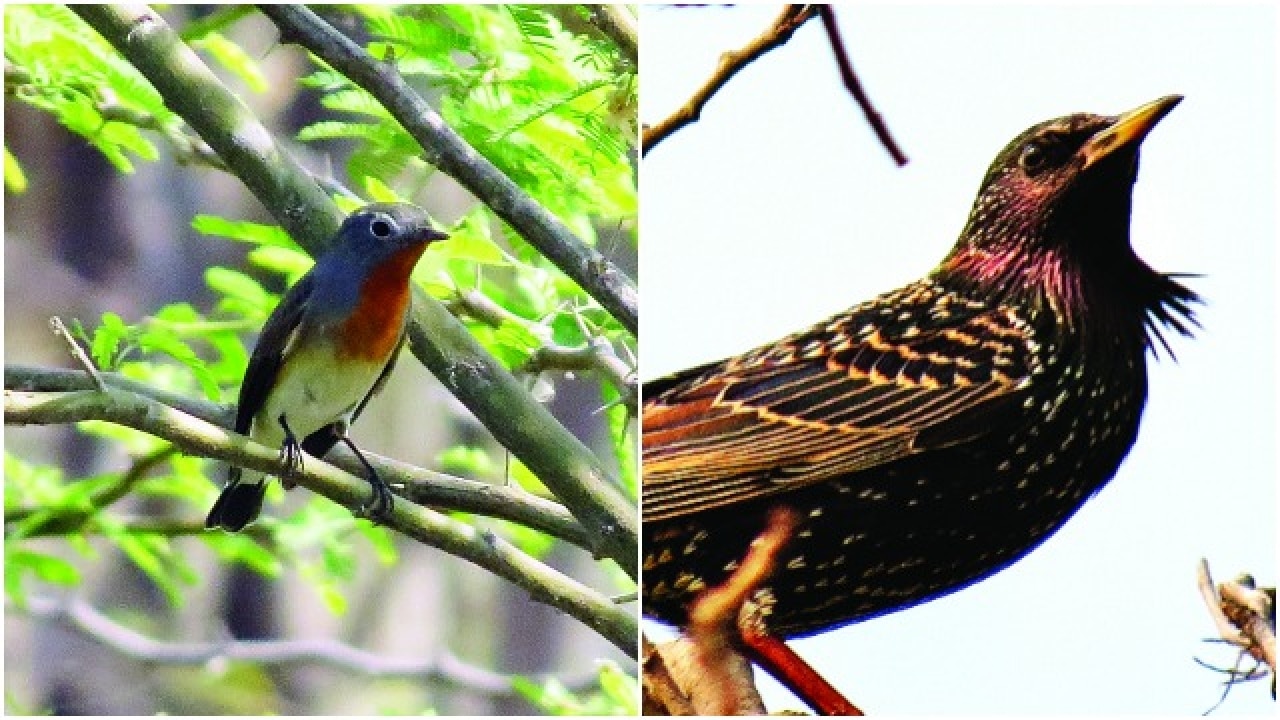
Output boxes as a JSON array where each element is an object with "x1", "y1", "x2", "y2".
[{"x1": 739, "y1": 625, "x2": 863, "y2": 716}]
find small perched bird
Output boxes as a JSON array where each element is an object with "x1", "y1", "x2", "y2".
[
  {"x1": 206, "y1": 202, "x2": 449, "y2": 532},
  {"x1": 642, "y1": 96, "x2": 1198, "y2": 707}
]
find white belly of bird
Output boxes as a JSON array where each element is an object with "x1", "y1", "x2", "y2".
[{"x1": 251, "y1": 339, "x2": 389, "y2": 450}]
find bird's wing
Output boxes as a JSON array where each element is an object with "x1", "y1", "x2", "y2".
[
  {"x1": 235, "y1": 273, "x2": 315, "y2": 434},
  {"x1": 642, "y1": 300, "x2": 1037, "y2": 523}
]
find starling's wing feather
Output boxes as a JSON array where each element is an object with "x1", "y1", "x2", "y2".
[
  {"x1": 643, "y1": 300, "x2": 1035, "y2": 523},
  {"x1": 235, "y1": 273, "x2": 315, "y2": 435}
]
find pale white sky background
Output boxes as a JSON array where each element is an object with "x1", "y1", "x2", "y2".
[{"x1": 640, "y1": 4, "x2": 1276, "y2": 715}]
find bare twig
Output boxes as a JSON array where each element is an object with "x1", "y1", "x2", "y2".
[
  {"x1": 1196, "y1": 558, "x2": 1276, "y2": 702},
  {"x1": 644, "y1": 507, "x2": 862, "y2": 715},
  {"x1": 15, "y1": 594, "x2": 603, "y2": 697},
  {"x1": 816, "y1": 6, "x2": 907, "y2": 166},
  {"x1": 49, "y1": 316, "x2": 105, "y2": 391},
  {"x1": 642, "y1": 5, "x2": 818, "y2": 155}
]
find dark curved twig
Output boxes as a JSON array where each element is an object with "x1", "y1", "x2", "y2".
[{"x1": 816, "y1": 6, "x2": 907, "y2": 166}]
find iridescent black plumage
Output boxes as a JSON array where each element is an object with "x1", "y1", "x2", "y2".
[{"x1": 642, "y1": 96, "x2": 1198, "y2": 639}]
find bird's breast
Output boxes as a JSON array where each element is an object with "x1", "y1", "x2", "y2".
[{"x1": 253, "y1": 336, "x2": 389, "y2": 447}]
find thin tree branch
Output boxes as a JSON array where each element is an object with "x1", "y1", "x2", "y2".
[
  {"x1": 525, "y1": 339, "x2": 636, "y2": 412},
  {"x1": 70, "y1": 4, "x2": 638, "y2": 581},
  {"x1": 4, "y1": 384, "x2": 636, "y2": 655},
  {"x1": 15, "y1": 594, "x2": 606, "y2": 697},
  {"x1": 258, "y1": 4, "x2": 638, "y2": 336},
  {"x1": 642, "y1": 5, "x2": 818, "y2": 155},
  {"x1": 542, "y1": 5, "x2": 635, "y2": 69},
  {"x1": 5, "y1": 445, "x2": 177, "y2": 534},
  {"x1": 4, "y1": 364, "x2": 591, "y2": 551},
  {"x1": 586, "y1": 5, "x2": 637, "y2": 66},
  {"x1": 1198, "y1": 559, "x2": 1276, "y2": 692},
  {"x1": 449, "y1": 288, "x2": 637, "y2": 411},
  {"x1": 642, "y1": 6, "x2": 907, "y2": 167},
  {"x1": 816, "y1": 6, "x2": 906, "y2": 166},
  {"x1": 404, "y1": 286, "x2": 638, "y2": 579},
  {"x1": 49, "y1": 316, "x2": 105, "y2": 391},
  {"x1": 641, "y1": 635, "x2": 697, "y2": 716},
  {"x1": 70, "y1": 4, "x2": 344, "y2": 251}
]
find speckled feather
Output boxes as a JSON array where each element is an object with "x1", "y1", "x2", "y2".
[{"x1": 642, "y1": 97, "x2": 1199, "y2": 638}]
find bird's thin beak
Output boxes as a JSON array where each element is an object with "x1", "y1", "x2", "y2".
[
  {"x1": 420, "y1": 227, "x2": 449, "y2": 242},
  {"x1": 1079, "y1": 95, "x2": 1182, "y2": 171}
]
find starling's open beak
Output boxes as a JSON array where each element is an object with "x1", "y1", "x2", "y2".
[{"x1": 1079, "y1": 95, "x2": 1182, "y2": 171}]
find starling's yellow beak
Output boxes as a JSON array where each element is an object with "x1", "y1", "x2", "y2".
[{"x1": 1079, "y1": 95, "x2": 1182, "y2": 171}]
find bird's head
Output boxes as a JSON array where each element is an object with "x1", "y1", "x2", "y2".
[
  {"x1": 938, "y1": 96, "x2": 1197, "y2": 353},
  {"x1": 337, "y1": 202, "x2": 450, "y2": 258},
  {"x1": 951, "y1": 95, "x2": 1180, "y2": 266}
]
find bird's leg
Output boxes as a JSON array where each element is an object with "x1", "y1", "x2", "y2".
[
  {"x1": 739, "y1": 590, "x2": 863, "y2": 716},
  {"x1": 277, "y1": 413, "x2": 305, "y2": 484},
  {"x1": 339, "y1": 432, "x2": 394, "y2": 522}
]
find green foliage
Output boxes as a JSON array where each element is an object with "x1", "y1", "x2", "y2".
[
  {"x1": 4, "y1": 146, "x2": 27, "y2": 193},
  {"x1": 189, "y1": 32, "x2": 268, "y2": 93},
  {"x1": 6, "y1": 5, "x2": 637, "y2": 713},
  {"x1": 296, "y1": 5, "x2": 637, "y2": 396},
  {"x1": 512, "y1": 660, "x2": 638, "y2": 715},
  {"x1": 3, "y1": 4, "x2": 181, "y2": 172}
]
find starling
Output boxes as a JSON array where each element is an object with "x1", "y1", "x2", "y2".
[{"x1": 642, "y1": 97, "x2": 1198, "y2": 667}]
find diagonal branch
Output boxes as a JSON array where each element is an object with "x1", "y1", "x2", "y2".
[
  {"x1": 642, "y1": 5, "x2": 818, "y2": 155},
  {"x1": 4, "y1": 382, "x2": 636, "y2": 655},
  {"x1": 258, "y1": 4, "x2": 638, "y2": 336},
  {"x1": 69, "y1": 5, "x2": 343, "y2": 248},
  {"x1": 586, "y1": 5, "x2": 637, "y2": 66},
  {"x1": 816, "y1": 6, "x2": 906, "y2": 166}
]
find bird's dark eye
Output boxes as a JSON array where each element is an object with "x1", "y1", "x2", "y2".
[
  {"x1": 370, "y1": 216, "x2": 394, "y2": 238},
  {"x1": 1019, "y1": 141, "x2": 1048, "y2": 174}
]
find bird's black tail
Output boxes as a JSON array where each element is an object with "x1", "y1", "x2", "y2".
[{"x1": 206, "y1": 469, "x2": 267, "y2": 532}]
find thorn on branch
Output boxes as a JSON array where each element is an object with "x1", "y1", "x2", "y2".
[{"x1": 49, "y1": 316, "x2": 105, "y2": 392}]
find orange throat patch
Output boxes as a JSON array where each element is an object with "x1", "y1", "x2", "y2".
[{"x1": 336, "y1": 244, "x2": 426, "y2": 362}]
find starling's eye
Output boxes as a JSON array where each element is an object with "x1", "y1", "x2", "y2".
[
  {"x1": 1019, "y1": 141, "x2": 1049, "y2": 174},
  {"x1": 370, "y1": 215, "x2": 395, "y2": 238}
]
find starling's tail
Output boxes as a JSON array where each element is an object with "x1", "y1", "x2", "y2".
[{"x1": 206, "y1": 468, "x2": 267, "y2": 532}]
